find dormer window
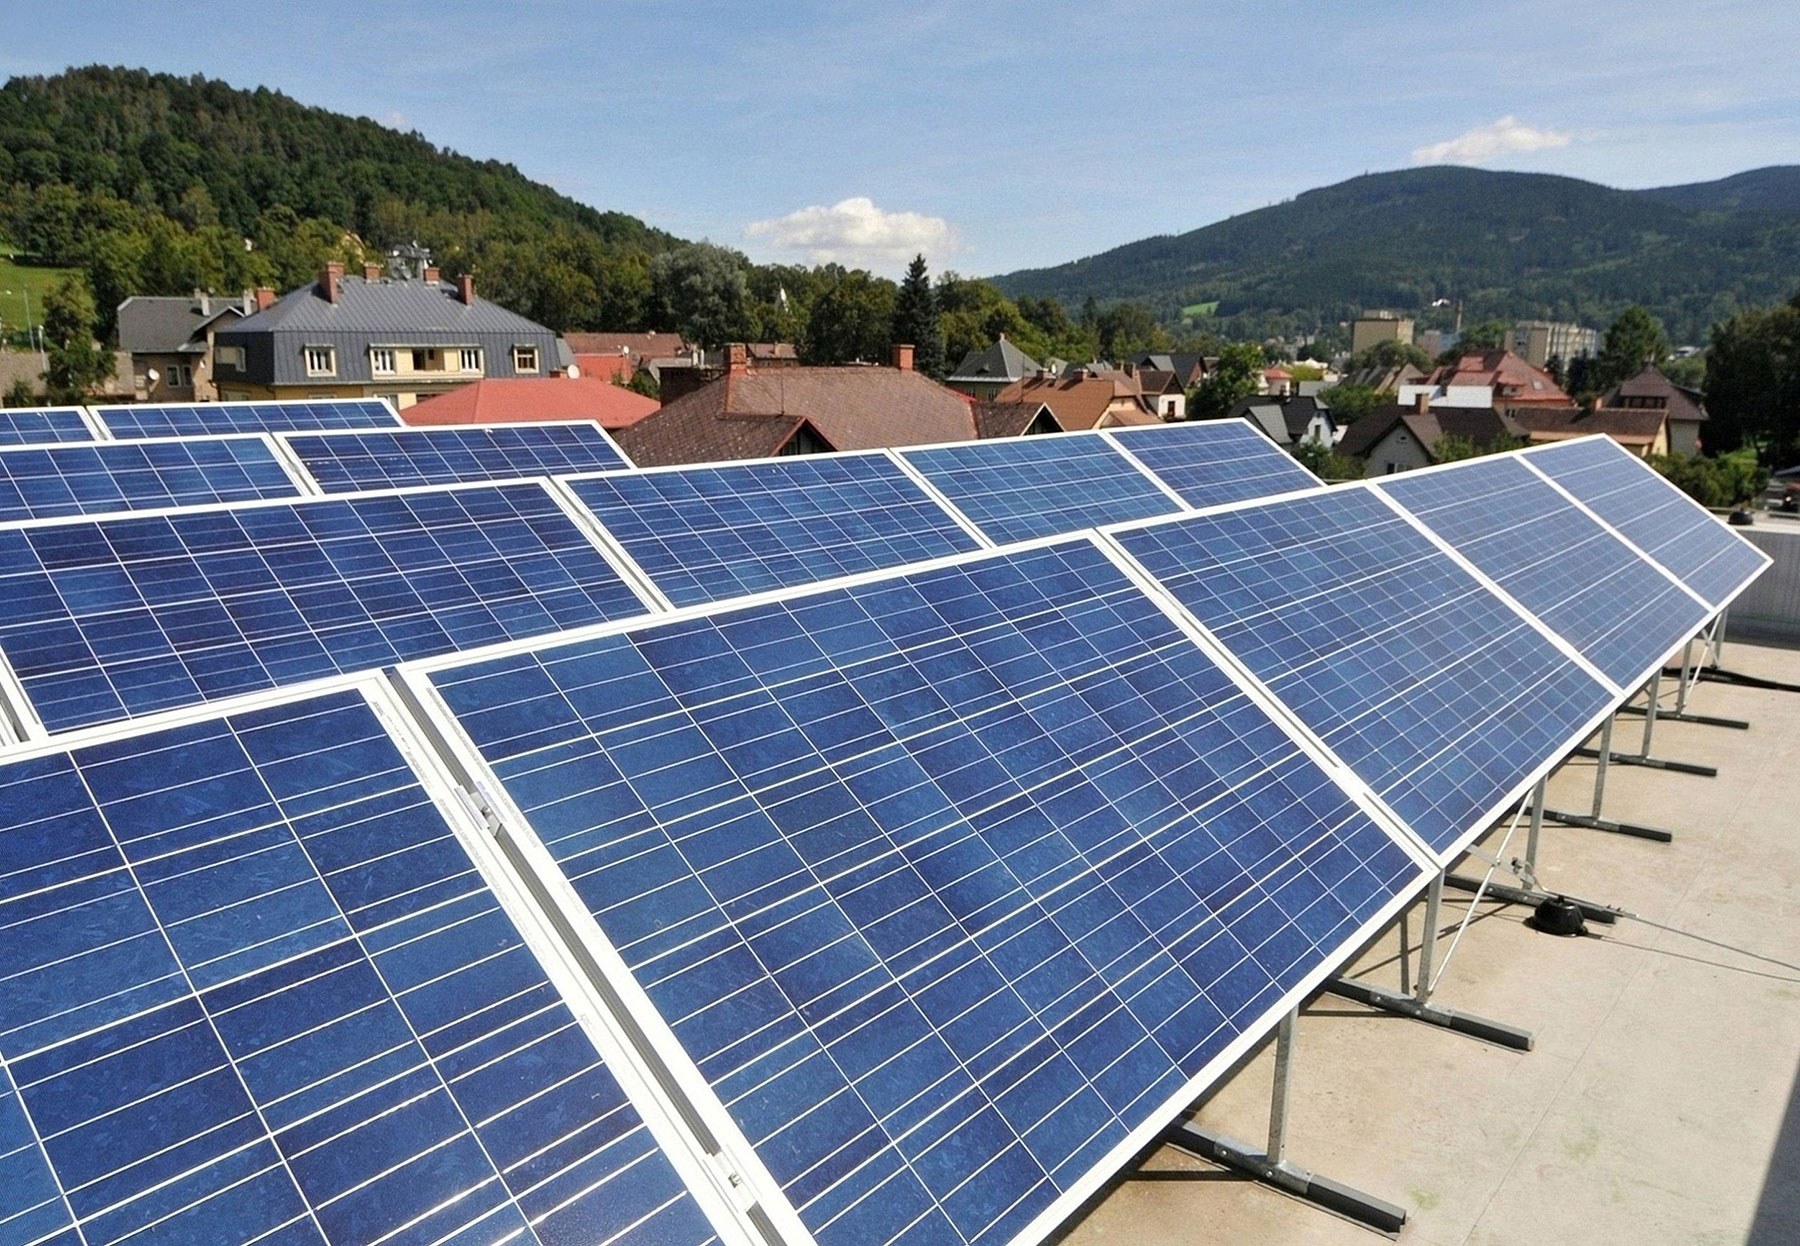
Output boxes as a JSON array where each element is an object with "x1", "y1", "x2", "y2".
[
  {"x1": 304, "y1": 345, "x2": 336, "y2": 377},
  {"x1": 512, "y1": 345, "x2": 539, "y2": 373},
  {"x1": 460, "y1": 347, "x2": 483, "y2": 373},
  {"x1": 370, "y1": 347, "x2": 396, "y2": 376}
]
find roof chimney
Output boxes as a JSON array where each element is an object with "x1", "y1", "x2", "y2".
[
  {"x1": 458, "y1": 273, "x2": 475, "y2": 305},
  {"x1": 1414, "y1": 390, "x2": 1431, "y2": 414},
  {"x1": 1589, "y1": 395, "x2": 1604, "y2": 413},
  {"x1": 195, "y1": 290, "x2": 210, "y2": 316},
  {"x1": 363, "y1": 261, "x2": 383, "y2": 282},
  {"x1": 423, "y1": 265, "x2": 441, "y2": 284},
  {"x1": 319, "y1": 262, "x2": 343, "y2": 304},
  {"x1": 726, "y1": 343, "x2": 748, "y2": 375},
  {"x1": 254, "y1": 286, "x2": 277, "y2": 311},
  {"x1": 892, "y1": 343, "x2": 914, "y2": 372}
]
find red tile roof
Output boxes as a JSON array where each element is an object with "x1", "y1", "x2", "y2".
[
  {"x1": 573, "y1": 353, "x2": 633, "y2": 383},
  {"x1": 617, "y1": 365, "x2": 976, "y2": 466},
  {"x1": 561, "y1": 332, "x2": 691, "y2": 363},
  {"x1": 1427, "y1": 350, "x2": 1570, "y2": 405},
  {"x1": 990, "y1": 376, "x2": 1158, "y2": 431},
  {"x1": 403, "y1": 376, "x2": 660, "y2": 430}
]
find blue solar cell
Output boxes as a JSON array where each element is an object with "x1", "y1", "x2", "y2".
[
  {"x1": 0, "y1": 689, "x2": 721, "y2": 1246},
  {"x1": 1378, "y1": 456, "x2": 1711, "y2": 688},
  {"x1": 426, "y1": 539, "x2": 1423, "y2": 1246},
  {"x1": 92, "y1": 399, "x2": 401, "y2": 439},
  {"x1": 0, "y1": 437, "x2": 302, "y2": 523},
  {"x1": 0, "y1": 408, "x2": 93, "y2": 447},
  {"x1": 0, "y1": 482, "x2": 650, "y2": 733},
  {"x1": 564, "y1": 454, "x2": 984, "y2": 606},
  {"x1": 1113, "y1": 490, "x2": 1615, "y2": 857},
  {"x1": 900, "y1": 436, "x2": 1182, "y2": 544},
  {"x1": 1109, "y1": 421, "x2": 1319, "y2": 507},
  {"x1": 1522, "y1": 438, "x2": 1768, "y2": 608},
  {"x1": 285, "y1": 423, "x2": 630, "y2": 492}
]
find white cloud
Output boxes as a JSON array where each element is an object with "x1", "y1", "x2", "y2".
[
  {"x1": 744, "y1": 197, "x2": 956, "y2": 270},
  {"x1": 1412, "y1": 115, "x2": 1573, "y2": 165}
]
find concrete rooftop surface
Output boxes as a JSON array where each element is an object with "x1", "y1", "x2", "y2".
[{"x1": 1060, "y1": 639, "x2": 1800, "y2": 1246}]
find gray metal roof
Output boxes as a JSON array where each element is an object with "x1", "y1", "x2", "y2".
[
  {"x1": 948, "y1": 337, "x2": 1044, "y2": 383},
  {"x1": 116, "y1": 297, "x2": 242, "y2": 354}
]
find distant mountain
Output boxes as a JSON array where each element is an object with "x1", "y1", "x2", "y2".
[
  {"x1": 1636, "y1": 166, "x2": 1800, "y2": 213},
  {"x1": 989, "y1": 165, "x2": 1800, "y2": 344}
]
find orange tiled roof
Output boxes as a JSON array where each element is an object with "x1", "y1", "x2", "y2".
[{"x1": 403, "y1": 376, "x2": 659, "y2": 430}]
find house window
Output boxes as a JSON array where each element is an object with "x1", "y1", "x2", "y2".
[
  {"x1": 512, "y1": 345, "x2": 539, "y2": 373},
  {"x1": 216, "y1": 346, "x2": 245, "y2": 370},
  {"x1": 370, "y1": 347, "x2": 396, "y2": 376},
  {"x1": 459, "y1": 347, "x2": 483, "y2": 373},
  {"x1": 304, "y1": 345, "x2": 336, "y2": 377}
]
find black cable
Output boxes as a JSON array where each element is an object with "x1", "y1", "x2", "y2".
[{"x1": 1681, "y1": 665, "x2": 1800, "y2": 695}]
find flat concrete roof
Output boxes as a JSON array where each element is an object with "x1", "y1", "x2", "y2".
[{"x1": 1062, "y1": 639, "x2": 1800, "y2": 1245}]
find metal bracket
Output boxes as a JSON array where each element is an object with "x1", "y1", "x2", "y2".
[
  {"x1": 1445, "y1": 777, "x2": 1623, "y2": 925},
  {"x1": 1569, "y1": 671, "x2": 1717, "y2": 775},
  {"x1": 1541, "y1": 716, "x2": 1676, "y2": 842},
  {"x1": 1164, "y1": 1012, "x2": 1408, "y2": 1235}
]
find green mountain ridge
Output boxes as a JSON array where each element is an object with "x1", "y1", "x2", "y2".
[{"x1": 989, "y1": 165, "x2": 1800, "y2": 344}]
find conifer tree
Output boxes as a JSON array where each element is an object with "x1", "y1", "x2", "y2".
[{"x1": 890, "y1": 254, "x2": 945, "y2": 378}]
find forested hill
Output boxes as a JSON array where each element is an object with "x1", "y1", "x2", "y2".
[
  {"x1": 989, "y1": 165, "x2": 1800, "y2": 344},
  {"x1": 0, "y1": 66, "x2": 683, "y2": 332}
]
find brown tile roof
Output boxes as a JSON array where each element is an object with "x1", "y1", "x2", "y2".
[
  {"x1": 1338, "y1": 404, "x2": 1525, "y2": 458},
  {"x1": 973, "y1": 401, "x2": 1060, "y2": 438},
  {"x1": 400, "y1": 376, "x2": 660, "y2": 430},
  {"x1": 1428, "y1": 349, "x2": 1571, "y2": 405},
  {"x1": 990, "y1": 376, "x2": 1157, "y2": 431},
  {"x1": 561, "y1": 332, "x2": 691, "y2": 362},
  {"x1": 1603, "y1": 366, "x2": 1708, "y2": 423},
  {"x1": 616, "y1": 365, "x2": 975, "y2": 466},
  {"x1": 1510, "y1": 404, "x2": 1668, "y2": 446}
]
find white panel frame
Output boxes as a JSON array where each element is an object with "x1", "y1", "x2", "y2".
[
  {"x1": 0, "y1": 433, "x2": 317, "y2": 518},
  {"x1": 274, "y1": 419, "x2": 624, "y2": 494},
  {"x1": 86, "y1": 395, "x2": 405, "y2": 436},
  {"x1": 1102, "y1": 415, "x2": 1327, "y2": 503},
  {"x1": 393, "y1": 530, "x2": 1437, "y2": 1246}
]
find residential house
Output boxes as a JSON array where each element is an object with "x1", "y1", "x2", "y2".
[
  {"x1": 1426, "y1": 349, "x2": 1571, "y2": 406},
  {"x1": 1601, "y1": 365, "x2": 1708, "y2": 455},
  {"x1": 1133, "y1": 353, "x2": 1208, "y2": 388},
  {"x1": 562, "y1": 332, "x2": 690, "y2": 375},
  {"x1": 1509, "y1": 401, "x2": 1670, "y2": 457},
  {"x1": 1222, "y1": 394, "x2": 1335, "y2": 447},
  {"x1": 973, "y1": 400, "x2": 1061, "y2": 438},
  {"x1": 988, "y1": 372, "x2": 1159, "y2": 432},
  {"x1": 116, "y1": 292, "x2": 251, "y2": 402},
  {"x1": 1133, "y1": 369, "x2": 1186, "y2": 419},
  {"x1": 210, "y1": 262, "x2": 568, "y2": 409},
  {"x1": 1337, "y1": 398, "x2": 1526, "y2": 477},
  {"x1": 618, "y1": 344, "x2": 981, "y2": 467},
  {"x1": 1339, "y1": 361, "x2": 1427, "y2": 392},
  {"x1": 945, "y1": 336, "x2": 1044, "y2": 399},
  {"x1": 404, "y1": 375, "x2": 659, "y2": 432}
]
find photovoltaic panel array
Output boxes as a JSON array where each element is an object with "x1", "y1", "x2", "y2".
[
  {"x1": 0, "y1": 436, "x2": 304, "y2": 523},
  {"x1": 0, "y1": 687, "x2": 723, "y2": 1245},
  {"x1": 1109, "y1": 421, "x2": 1320, "y2": 508},
  {"x1": 1112, "y1": 489, "x2": 1615, "y2": 858},
  {"x1": 0, "y1": 482, "x2": 650, "y2": 734},
  {"x1": 1521, "y1": 437, "x2": 1769, "y2": 609},
  {"x1": 90, "y1": 398, "x2": 402, "y2": 440},
  {"x1": 562, "y1": 453, "x2": 984, "y2": 607},
  {"x1": 0, "y1": 407, "x2": 94, "y2": 447},
  {"x1": 283, "y1": 423, "x2": 631, "y2": 493},
  {"x1": 1377, "y1": 456, "x2": 1711, "y2": 689},
  {"x1": 899, "y1": 435, "x2": 1182, "y2": 544},
  {"x1": 420, "y1": 539, "x2": 1425, "y2": 1246}
]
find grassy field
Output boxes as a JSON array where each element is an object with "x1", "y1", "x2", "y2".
[
  {"x1": 1181, "y1": 300, "x2": 1219, "y2": 319},
  {"x1": 0, "y1": 254, "x2": 77, "y2": 346}
]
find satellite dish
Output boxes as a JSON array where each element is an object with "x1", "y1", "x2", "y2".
[
  {"x1": 146, "y1": 368, "x2": 159, "y2": 383},
  {"x1": 567, "y1": 363, "x2": 581, "y2": 379}
]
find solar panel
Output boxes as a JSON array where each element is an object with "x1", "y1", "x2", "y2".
[
  {"x1": 1111, "y1": 489, "x2": 1615, "y2": 859},
  {"x1": 0, "y1": 436, "x2": 304, "y2": 523},
  {"x1": 283, "y1": 423, "x2": 631, "y2": 493},
  {"x1": 0, "y1": 407, "x2": 96, "y2": 447},
  {"x1": 413, "y1": 539, "x2": 1427, "y2": 1246},
  {"x1": 1108, "y1": 420, "x2": 1320, "y2": 507},
  {"x1": 1520, "y1": 437, "x2": 1769, "y2": 608},
  {"x1": 0, "y1": 482, "x2": 651, "y2": 735},
  {"x1": 91, "y1": 398, "x2": 402, "y2": 439},
  {"x1": 562, "y1": 453, "x2": 985, "y2": 607},
  {"x1": 1378, "y1": 455, "x2": 1712, "y2": 689},
  {"x1": 0, "y1": 686, "x2": 725, "y2": 1245},
  {"x1": 899, "y1": 434, "x2": 1184, "y2": 544}
]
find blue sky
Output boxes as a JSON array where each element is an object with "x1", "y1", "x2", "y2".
[{"x1": 4, "y1": 1, "x2": 1795, "y2": 278}]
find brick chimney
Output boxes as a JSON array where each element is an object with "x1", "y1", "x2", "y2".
[
  {"x1": 458, "y1": 273, "x2": 475, "y2": 305},
  {"x1": 423, "y1": 265, "x2": 441, "y2": 284},
  {"x1": 363, "y1": 261, "x2": 383, "y2": 281},
  {"x1": 726, "y1": 343, "x2": 748, "y2": 375},
  {"x1": 892, "y1": 343, "x2": 914, "y2": 372},
  {"x1": 1414, "y1": 390, "x2": 1431, "y2": 414},
  {"x1": 319, "y1": 261, "x2": 344, "y2": 304},
  {"x1": 254, "y1": 286, "x2": 277, "y2": 311}
]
